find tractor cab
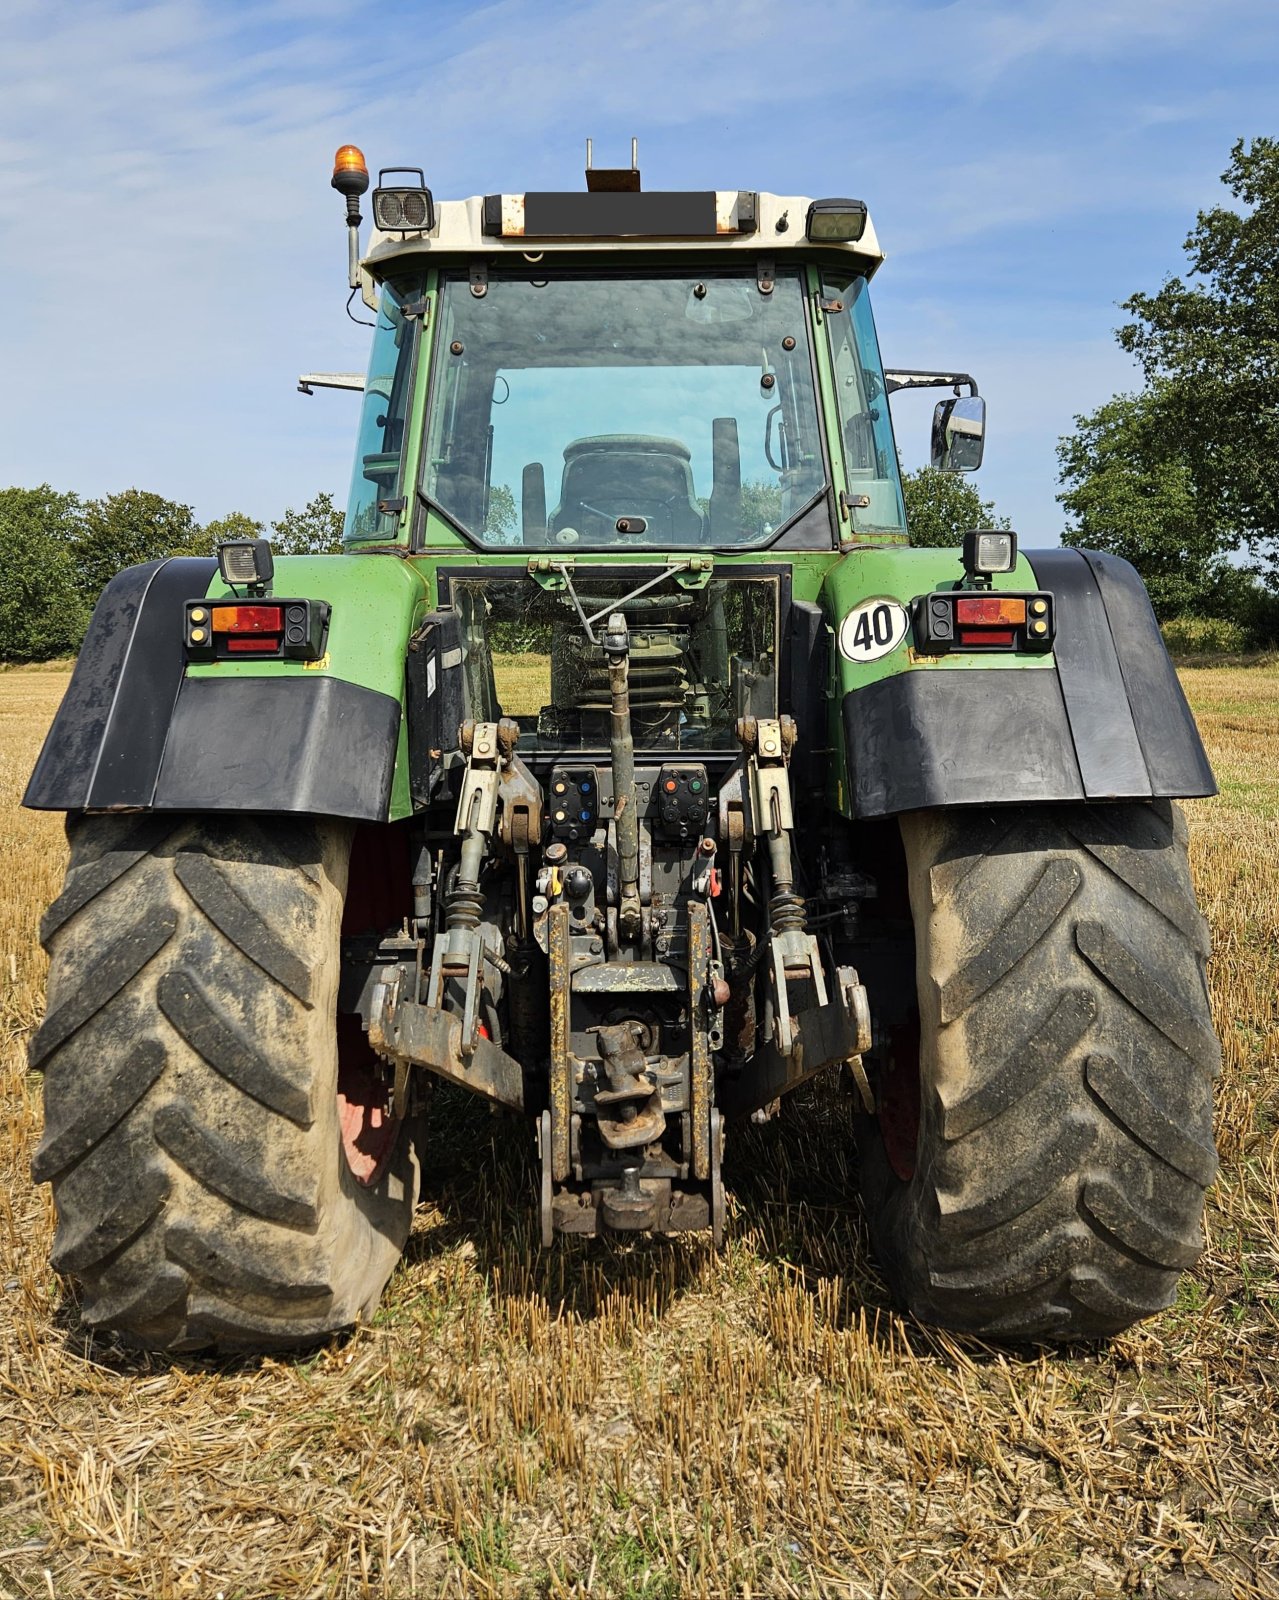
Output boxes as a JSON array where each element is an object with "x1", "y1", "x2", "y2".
[{"x1": 341, "y1": 155, "x2": 910, "y2": 560}]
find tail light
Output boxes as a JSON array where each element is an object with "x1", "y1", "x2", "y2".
[
  {"x1": 914, "y1": 591, "x2": 1053, "y2": 654},
  {"x1": 185, "y1": 599, "x2": 330, "y2": 661}
]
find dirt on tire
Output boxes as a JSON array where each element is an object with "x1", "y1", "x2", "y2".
[
  {"x1": 857, "y1": 800, "x2": 1219, "y2": 1340},
  {"x1": 30, "y1": 813, "x2": 421, "y2": 1352}
]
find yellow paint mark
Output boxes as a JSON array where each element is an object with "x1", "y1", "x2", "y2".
[{"x1": 303, "y1": 651, "x2": 330, "y2": 672}]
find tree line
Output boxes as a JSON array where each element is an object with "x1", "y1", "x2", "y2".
[
  {"x1": 0, "y1": 488, "x2": 344, "y2": 662},
  {"x1": 1058, "y1": 136, "x2": 1279, "y2": 649}
]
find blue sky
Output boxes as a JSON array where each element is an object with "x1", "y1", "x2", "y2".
[{"x1": 2, "y1": 0, "x2": 1277, "y2": 543}]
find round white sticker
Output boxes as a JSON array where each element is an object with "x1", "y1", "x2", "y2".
[{"x1": 839, "y1": 598, "x2": 910, "y2": 663}]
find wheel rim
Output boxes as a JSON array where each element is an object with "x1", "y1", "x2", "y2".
[
  {"x1": 878, "y1": 1020, "x2": 920, "y2": 1181},
  {"x1": 336, "y1": 1015, "x2": 401, "y2": 1185},
  {"x1": 337, "y1": 823, "x2": 415, "y2": 1187}
]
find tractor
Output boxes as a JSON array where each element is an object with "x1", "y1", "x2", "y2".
[{"x1": 25, "y1": 142, "x2": 1219, "y2": 1350}]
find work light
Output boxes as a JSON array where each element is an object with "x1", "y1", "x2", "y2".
[
  {"x1": 373, "y1": 169, "x2": 435, "y2": 233},
  {"x1": 805, "y1": 198, "x2": 868, "y2": 243},
  {"x1": 217, "y1": 538, "x2": 274, "y2": 591},
  {"x1": 962, "y1": 529, "x2": 1017, "y2": 579}
]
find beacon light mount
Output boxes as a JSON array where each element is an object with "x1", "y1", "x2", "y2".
[{"x1": 332, "y1": 144, "x2": 370, "y2": 290}]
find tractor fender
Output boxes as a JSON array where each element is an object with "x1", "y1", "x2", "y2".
[
  {"x1": 24, "y1": 554, "x2": 434, "y2": 823},
  {"x1": 838, "y1": 548, "x2": 1216, "y2": 819}
]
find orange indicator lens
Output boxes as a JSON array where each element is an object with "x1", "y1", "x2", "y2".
[
  {"x1": 211, "y1": 605, "x2": 283, "y2": 633},
  {"x1": 955, "y1": 596, "x2": 1027, "y2": 626}
]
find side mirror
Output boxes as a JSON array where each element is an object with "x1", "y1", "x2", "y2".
[{"x1": 931, "y1": 394, "x2": 987, "y2": 472}]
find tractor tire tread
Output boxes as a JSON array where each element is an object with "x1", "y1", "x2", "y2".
[
  {"x1": 33, "y1": 815, "x2": 420, "y2": 1351},
  {"x1": 858, "y1": 801, "x2": 1217, "y2": 1340}
]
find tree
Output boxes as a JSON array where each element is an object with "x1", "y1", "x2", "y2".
[
  {"x1": 271, "y1": 493, "x2": 344, "y2": 555},
  {"x1": 1057, "y1": 388, "x2": 1237, "y2": 619},
  {"x1": 485, "y1": 484, "x2": 517, "y2": 540},
  {"x1": 204, "y1": 513, "x2": 264, "y2": 543},
  {"x1": 0, "y1": 486, "x2": 89, "y2": 660},
  {"x1": 902, "y1": 466, "x2": 1009, "y2": 548},
  {"x1": 75, "y1": 489, "x2": 199, "y2": 607},
  {"x1": 1115, "y1": 137, "x2": 1279, "y2": 584}
]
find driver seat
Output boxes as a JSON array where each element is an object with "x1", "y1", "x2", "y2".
[{"x1": 551, "y1": 435, "x2": 704, "y2": 540}]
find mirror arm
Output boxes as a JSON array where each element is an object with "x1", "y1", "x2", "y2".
[{"x1": 884, "y1": 370, "x2": 979, "y2": 397}]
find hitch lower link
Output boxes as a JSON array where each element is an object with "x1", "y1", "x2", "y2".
[{"x1": 366, "y1": 719, "x2": 537, "y2": 1113}]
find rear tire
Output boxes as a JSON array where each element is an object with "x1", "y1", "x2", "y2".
[
  {"x1": 30, "y1": 814, "x2": 421, "y2": 1352},
  {"x1": 856, "y1": 801, "x2": 1219, "y2": 1340}
]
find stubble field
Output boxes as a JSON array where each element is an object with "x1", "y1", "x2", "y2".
[{"x1": 1, "y1": 659, "x2": 1277, "y2": 1599}]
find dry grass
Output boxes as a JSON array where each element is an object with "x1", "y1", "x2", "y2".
[{"x1": 2, "y1": 659, "x2": 1277, "y2": 1600}]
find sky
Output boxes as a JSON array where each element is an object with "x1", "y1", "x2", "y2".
[{"x1": 2, "y1": 0, "x2": 1277, "y2": 544}]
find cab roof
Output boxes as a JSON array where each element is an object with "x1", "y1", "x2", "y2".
[{"x1": 360, "y1": 189, "x2": 884, "y2": 289}]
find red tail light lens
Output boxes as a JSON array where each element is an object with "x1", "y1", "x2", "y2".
[
  {"x1": 955, "y1": 596, "x2": 1027, "y2": 626},
  {"x1": 226, "y1": 636, "x2": 282, "y2": 653},
  {"x1": 958, "y1": 628, "x2": 1015, "y2": 647}
]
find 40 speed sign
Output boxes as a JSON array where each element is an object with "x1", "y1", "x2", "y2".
[{"x1": 838, "y1": 597, "x2": 910, "y2": 663}]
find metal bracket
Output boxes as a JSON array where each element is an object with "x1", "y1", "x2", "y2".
[
  {"x1": 751, "y1": 764, "x2": 794, "y2": 834},
  {"x1": 454, "y1": 721, "x2": 500, "y2": 837},
  {"x1": 672, "y1": 555, "x2": 713, "y2": 590},
  {"x1": 468, "y1": 261, "x2": 488, "y2": 298},
  {"x1": 527, "y1": 557, "x2": 709, "y2": 645},
  {"x1": 757, "y1": 257, "x2": 775, "y2": 294},
  {"x1": 527, "y1": 555, "x2": 571, "y2": 592},
  {"x1": 460, "y1": 937, "x2": 483, "y2": 1056}
]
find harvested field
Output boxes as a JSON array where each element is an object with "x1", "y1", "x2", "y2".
[{"x1": 1, "y1": 658, "x2": 1277, "y2": 1599}]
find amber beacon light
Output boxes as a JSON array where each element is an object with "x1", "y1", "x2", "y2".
[
  {"x1": 332, "y1": 143, "x2": 371, "y2": 289},
  {"x1": 331, "y1": 144, "x2": 369, "y2": 192}
]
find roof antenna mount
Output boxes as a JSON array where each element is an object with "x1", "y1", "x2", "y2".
[{"x1": 585, "y1": 137, "x2": 641, "y2": 193}]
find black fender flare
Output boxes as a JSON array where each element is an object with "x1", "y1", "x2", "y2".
[
  {"x1": 24, "y1": 558, "x2": 404, "y2": 822},
  {"x1": 841, "y1": 549, "x2": 1216, "y2": 818}
]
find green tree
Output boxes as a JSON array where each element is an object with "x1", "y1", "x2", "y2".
[
  {"x1": 741, "y1": 480, "x2": 785, "y2": 535},
  {"x1": 188, "y1": 511, "x2": 264, "y2": 558},
  {"x1": 1057, "y1": 388, "x2": 1236, "y2": 619},
  {"x1": 485, "y1": 484, "x2": 517, "y2": 539},
  {"x1": 0, "y1": 486, "x2": 89, "y2": 660},
  {"x1": 271, "y1": 492, "x2": 344, "y2": 555},
  {"x1": 1115, "y1": 137, "x2": 1279, "y2": 583},
  {"x1": 902, "y1": 466, "x2": 1009, "y2": 548},
  {"x1": 75, "y1": 489, "x2": 199, "y2": 606}
]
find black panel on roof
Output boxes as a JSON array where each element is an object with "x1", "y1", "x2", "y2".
[{"x1": 511, "y1": 191, "x2": 720, "y2": 238}]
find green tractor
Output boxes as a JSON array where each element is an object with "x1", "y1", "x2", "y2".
[{"x1": 26, "y1": 143, "x2": 1219, "y2": 1351}]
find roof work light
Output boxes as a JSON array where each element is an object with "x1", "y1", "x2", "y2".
[
  {"x1": 805, "y1": 198, "x2": 869, "y2": 243},
  {"x1": 372, "y1": 167, "x2": 435, "y2": 233}
]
